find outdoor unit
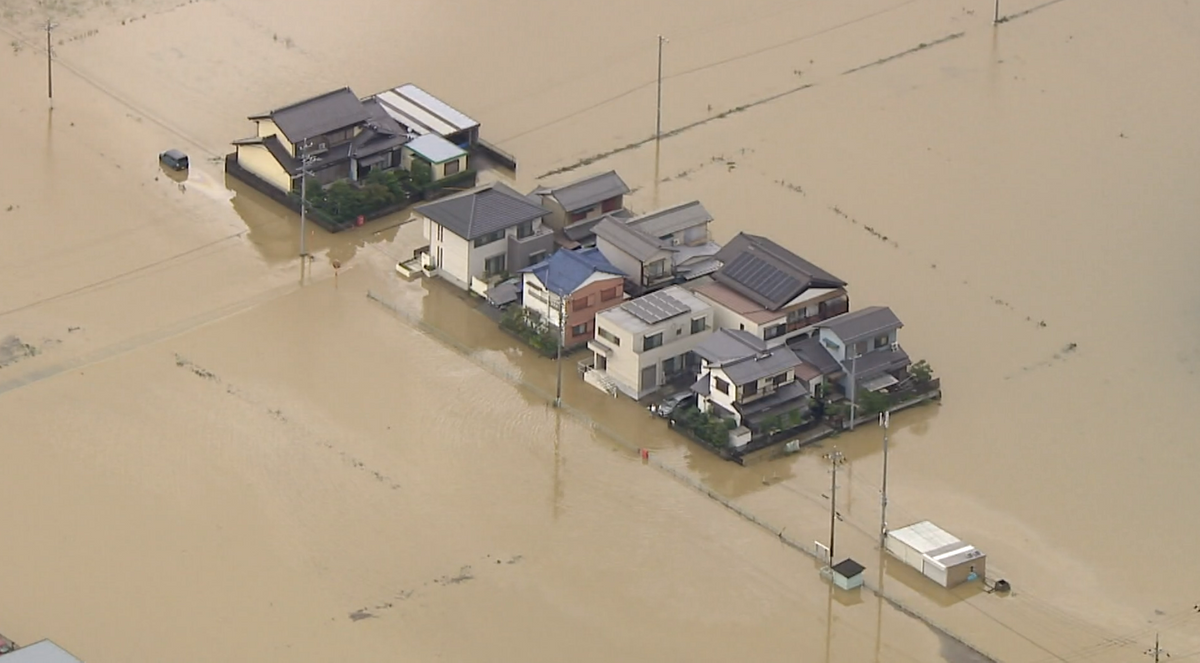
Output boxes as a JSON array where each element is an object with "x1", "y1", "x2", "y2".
[{"x1": 885, "y1": 521, "x2": 985, "y2": 589}]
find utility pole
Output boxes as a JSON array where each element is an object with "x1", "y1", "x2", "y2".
[
  {"x1": 879, "y1": 409, "x2": 891, "y2": 547},
  {"x1": 848, "y1": 353, "x2": 859, "y2": 430},
  {"x1": 656, "y1": 35, "x2": 668, "y2": 139},
  {"x1": 1144, "y1": 633, "x2": 1169, "y2": 663},
  {"x1": 554, "y1": 289, "x2": 566, "y2": 407},
  {"x1": 45, "y1": 19, "x2": 56, "y2": 108},
  {"x1": 993, "y1": 0, "x2": 1001, "y2": 24},
  {"x1": 824, "y1": 447, "x2": 847, "y2": 562},
  {"x1": 298, "y1": 140, "x2": 315, "y2": 259}
]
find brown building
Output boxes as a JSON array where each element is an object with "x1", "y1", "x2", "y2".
[{"x1": 519, "y1": 247, "x2": 627, "y2": 347}]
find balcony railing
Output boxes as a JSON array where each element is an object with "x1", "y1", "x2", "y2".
[{"x1": 784, "y1": 299, "x2": 850, "y2": 332}]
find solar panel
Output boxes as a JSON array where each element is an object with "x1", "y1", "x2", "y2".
[
  {"x1": 723, "y1": 253, "x2": 800, "y2": 304},
  {"x1": 622, "y1": 290, "x2": 690, "y2": 325}
]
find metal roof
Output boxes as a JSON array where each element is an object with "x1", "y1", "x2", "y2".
[
  {"x1": 546, "y1": 170, "x2": 629, "y2": 212},
  {"x1": 252, "y1": 87, "x2": 370, "y2": 144},
  {"x1": 831, "y1": 558, "x2": 865, "y2": 578},
  {"x1": 628, "y1": 200, "x2": 712, "y2": 238},
  {"x1": 520, "y1": 248, "x2": 623, "y2": 296},
  {"x1": 396, "y1": 83, "x2": 479, "y2": 131},
  {"x1": 849, "y1": 344, "x2": 910, "y2": 378},
  {"x1": 818, "y1": 306, "x2": 902, "y2": 344},
  {"x1": 787, "y1": 336, "x2": 842, "y2": 375},
  {"x1": 415, "y1": 182, "x2": 549, "y2": 240},
  {"x1": 888, "y1": 521, "x2": 963, "y2": 554},
  {"x1": 405, "y1": 133, "x2": 466, "y2": 163},
  {"x1": 0, "y1": 640, "x2": 84, "y2": 663},
  {"x1": 622, "y1": 289, "x2": 691, "y2": 325},
  {"x1": 712, "y1": 233, "x2": 846, "y2": 311},
  {"x1": 594, "y1": 218, "x2": 668, "y2": 262}
]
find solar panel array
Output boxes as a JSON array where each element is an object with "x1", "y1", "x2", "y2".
[
  {"x1": 622, "y1": 290, "x2": 690, "y2": 325},
  {"x1": 721, "y1": 253, "x2": 801, "y2": 304}
]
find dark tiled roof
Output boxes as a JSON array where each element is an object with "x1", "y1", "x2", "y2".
[
  {"x1": 415, "y1": 182, "x2": 550, "y2": 240},
  {"x1": 712, "y1": 233, "x2": 846, "y2": 311},
  {"x1": 628, "y1": 200, "x2": 712, "y2": 238},
  {"x1": 263, "y1": 135, "x2": 300, "y2": 174},
  {"x1": 819, "y1": 306, "x2": 902, "y2": 345},
  {"x1": 788, "y1": 336, "x2": 842, "y2": 376},
  {"x1": 547, "y1": 170, "x2": 629, "y2": 212},
  {"x1": 594, "y1": 218, "x2": 669, "y2": 262},
  {"x1": 738, "y1": 381, "x2": 809, "y2": 420},
  {"x1": 848, "y1": 345, "x2": 910, "y2": 378},
  {"x1": 695, "y1": 329, "x2": 802, "y2": 385},
  {"x1": 252, "y1": 87, "x2": 370, "y2": 144}
]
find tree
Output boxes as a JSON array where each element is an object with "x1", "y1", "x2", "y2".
[
  {"x1": 910, "y1": 360, "x2": 934, "y2": 384},
  {"x1": 410, "y1": 159, "x2": 433, "y2": 187},
  {"x1": 857, "y1": 389, "x2": 890, "y2": 416}
]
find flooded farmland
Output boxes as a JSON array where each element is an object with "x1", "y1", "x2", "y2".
[{"x1": 2, "y1": 0, "x2": 1200, "y2": 661}]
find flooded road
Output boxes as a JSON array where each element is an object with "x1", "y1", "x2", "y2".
[{"x1": 2, "y1": 0, "x2": 1200, "y2": 660}]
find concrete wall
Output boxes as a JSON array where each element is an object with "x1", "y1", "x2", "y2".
[
  {"x1": 236, "y1": 144, "x2": 291, "y2": 192},
  {"x1": 595, "y1": 306, "x2": 714, "y2": 400},
  {"x1": 506, "y1": 228, "x2": 555, "y2": 273}
]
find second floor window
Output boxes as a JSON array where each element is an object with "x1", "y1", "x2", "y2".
[
  {"x1": 874, "y1": 334, "x2": 890, "y2": 349},
  {"x1": 601, "y1": 287, "x2": 619, "y2": 302},
  {"x1": 473, "y1": 230, "x2": 505, "y2": 247},
  {"x1": 597, "y1": 327, "x2": 620, "y2": 346},
  {"x1": 690, "y1": 317, "x2": 707, "y2": 334},
  {"x1": 763, "y1": 323, "x2": 786, "y2": 340},
  {"x1": 743, "y1": 381, "x2": 758, "y2": 397},
  {"x1": 643, "y1": 332, "x2": 663, "y2": 351},
  {"x1": 714, "y1": 378, "x2": 730, "y2": 395},
  {"x1": 646, "y1": 259, "x2": 667, "y2": 278},
  {"x1": 516, "y1": 220, "x2": 534, "y2": 239}
]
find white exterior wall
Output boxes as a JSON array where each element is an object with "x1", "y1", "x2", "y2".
[
  {"x1": 594, "y1": 237, "x2": 643, "y2": 281},
  {"x1": 702, "y1": 365, "x2": 740, "y2": 419},
  {"x1": 423, "y1": 216, "x2": 471, "y2": 289},
  {"x1": 595, "y1": 307, "x2": 714, "y2": 400},
  {"x1": 817, "y1": 328, "x2": 848, "y2": 362},
  {"x1": 467, "y1": 234, "x2": 508, "y2": 281},
  {"x1": 521, "y1": 273, "x2": 563, "y2": 324},
  {"x1": 236, "y1": 144, "x2": 292, "y2": 192}
]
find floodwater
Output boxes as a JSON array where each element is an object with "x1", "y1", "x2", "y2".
[{"x1": 2, "y1": 0, "x2": 1200, "y2": 661}]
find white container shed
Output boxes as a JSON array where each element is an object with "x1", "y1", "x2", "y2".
[{"x1": 885, "y1": 521, "x2": 986, "y2": 589}]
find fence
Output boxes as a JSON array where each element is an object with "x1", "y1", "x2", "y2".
[{"x1": 364, "y1": 289, "x2": 997, "y2": 663}]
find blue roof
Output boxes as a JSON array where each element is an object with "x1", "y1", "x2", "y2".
[{"x1": 520, "y1": 248, "x2": 623, "y2": 296}]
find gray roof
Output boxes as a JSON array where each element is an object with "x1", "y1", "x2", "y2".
[
  {"x1": 695, "y1": 329, "x2": 802, "y2": 385},
  {"x1": 415, "y1": 182, "x2": 550, "y2": 241},
  {"x1": 405, "y1": 133, "x2": 466, "y2": 163},
  {"x1": 788, "y1": 335, "x2": 842, "y2": 376},
  {"x1": 546, "y1": 170, "x2": 629, "y2": 212},
  {"x1": 629, "y1": 200, "x2": 712, "y2": 239},
  {"x1": 818, "y1": 306, "x2": 902, "y2": 344},
  {"x1": 849, "y1": 344, "x2": 910, "y2": 378},
  {"x1": 712, "y1": 233, "x2": 846, "y2": 311},
  {"x1": 251, "y1": 87, "x2": 370, "y2": 144},
  {"x1": 621, "y1": 289, "x2": 691, "y2": 325},
  {"x1": 594, "y1": 218, "x2": 668, "y2": 262},
  {"x1": 1, "y1": 640, "x2": 84, "y2": 663}
]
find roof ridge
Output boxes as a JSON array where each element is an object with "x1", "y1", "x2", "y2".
[{"x1": 270, "y1": 86, "x2": 355, "y2": 114}]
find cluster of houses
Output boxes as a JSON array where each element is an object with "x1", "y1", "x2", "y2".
[{"x1": 408, "y1": 169, "x2": 931, "y2": 451}]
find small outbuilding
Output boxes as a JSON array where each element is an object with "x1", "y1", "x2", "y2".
[
  {"x1": 829, "y1": 558, "x2": 865, "y2": 590},
  {"x1": 0, "y1": 639, "x2": 84, "y2": 663},
  {"x1": 885, "y1": 521, "x2": 985, "y2": 589}
]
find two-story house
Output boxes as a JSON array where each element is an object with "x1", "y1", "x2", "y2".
[
  {"x1": 530, "y1": 170, "x2": 630, "y2": 232},
  {"x1": 593, "y1": 200, "x2": 721, "y2": 294},
  {"x1": 519, "y1": 248, "x2": 626, "y2": 347},
  {"x1": 691, "y1": 329, "x2": 811, "y2": 440},
  {"x1": 815, "y1": 306, "x2": 910, "y2": 397},
  {"x1": 417, "y1": 182, "x2": 556, "y2": 290},
  {"x1": 691, "y1": 233, "x2": 850, "y2": 347},
  {"x1": 582, "y1": 286, "x2": 714, "y2": 400},
  {"x1": 232, "y1": 87, "x2": 409, "y2": 194}
]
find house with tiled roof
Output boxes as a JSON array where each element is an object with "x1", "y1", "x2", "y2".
[{"x1": 519, "y1": 248, "x2": 626, "y2": 347}]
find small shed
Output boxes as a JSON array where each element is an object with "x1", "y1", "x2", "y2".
[
  {"x1": 401, "y1": 134, "x2": 468, "y2": 181},
  {"x1": 0, "y1": 639, "x2": 84, "y2": 663},
  {"x1": 886, "y1": 521, "x2": 985, "y2": 588},
  {"x1": 373, "y1": 83, "x2": 480, "y2": 147},
  {"x1": 830, "y1": 558, "x2": 865, "y2": 590}
]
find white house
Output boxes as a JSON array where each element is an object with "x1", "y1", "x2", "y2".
[
  {"x1": 592, "y1": 200, "x2": 721, "y2": 294},
  {"x1": 416, "y1": 182, "x2": 556, "y2": 291},
  {"x1": 691, "y1": 329, "x2": 811, "y2": 439},
  {"x1": 691, "y1": 232, "x2": 850, "y2": 347},
  {"x1": 815, "y1": 306, "x2": 910, "y2": 396},
  {"x1": 582, "y1": 286, "x2": 713, "y2": 400}
]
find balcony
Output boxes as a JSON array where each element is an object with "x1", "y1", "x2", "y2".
[{"x1": 784, "y1": 298, "x2": 850, "y2": 333}]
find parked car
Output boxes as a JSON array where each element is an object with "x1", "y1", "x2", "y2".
[
  {"x1": 0, "y1": 632, "x2": 16, "y2": 654},
  {"x1": 159, "y1": 148, "x2": 189, "y2": 171},
  {"x1": 651, "y1": 390, "x2": 695, "y2": 419}
]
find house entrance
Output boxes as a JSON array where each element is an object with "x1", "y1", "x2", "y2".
[{"x1": 640, "y1": 364, "x2": 657, "y2": 391}]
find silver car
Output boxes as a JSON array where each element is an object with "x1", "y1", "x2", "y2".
[{"x1": 651, "y1": 391, "x2": 695, "y2": 419}]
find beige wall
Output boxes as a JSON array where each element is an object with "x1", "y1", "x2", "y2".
[
  {"x1": 255, "y1": 119, "x2": 294, "y2": 156},
  {"x1": 237, "y1": 144, "x2": 292, "y2": 192}
]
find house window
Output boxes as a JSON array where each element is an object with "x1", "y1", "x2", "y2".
[
  {"x1": 714, "y1": 378, "x2": 730, "y2": 395},
  {"x1": 772, "y1": 373, "x2": 789, "y2": 387},
  {"x1": 516, "y1": 220, "x2": 535, "y2": 239},
  {"x1": 529, "y1": 250, "x2": 547, "y2": 265},
  {"x1": 787, "y1": 307, "x2": 809, "y2": 324},
  {"x1": 572, "y1": 322, "x2": 590, "y2": 336},
  {"x1": 601, "y1": 287, "x2": 619, "y2": 302},
  {"x1": 690, "y1": 317, "x2": 707, "y2": 334},
  {"x1": 444, "y1": 159, "x2": 461, "y2": 176},
  {"x1": 646, "y1": 259, "x2": 667, "y2": 278},
  {"x1": 822, "y1": 338, "x2": 841, "y2": 352},
  {"x1": 683, "y1": 225, "x2": 706, "y2": 244},
  {"x1": 601, "y1": 197, "x2": 621, "y2": 213},
  {"x1": 662, "y1": 355, "x2": 680, "y2": 375},
  {"x1": 763, "y1": 323, "x2": 786, "y2": 340},
  {"x1": 573, "y1": 296, "x2": 590, "y2": 311},
  {"x1": 853, "y1": 341, "x2": 868, "y2": 357},
  {"x1": 874, "y1": 334, "x2": 890, "y2": 349},
  {"x1": 484, "y1": 254, "x2": 506, "y2": 277},
  {"x1": 643, "y1": 332, "x2": 663, "y2": 351},
  {"x1": 570, "y1": 210, "x2": 589, "y2": 222},
  {"x1": 436, "y1": 224, "x2": 444, "y2": 242},
  {"x1": 743, "y1": 381, "x2": 759, "y2": 397},
  {"x1": 473, "y1": 230, "x2": 505, "y2": 247},
  {"x1": 598, "y1": 327, "x2": 620, "y2": 346}
]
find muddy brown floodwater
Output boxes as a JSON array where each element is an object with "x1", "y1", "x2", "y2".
[{"x1": 2, "y1": 0, "x2": 1200, "y2": 661}]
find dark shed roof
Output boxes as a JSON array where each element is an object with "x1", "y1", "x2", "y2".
[
  {"x1": 546, "y1": 171, "x2": 629, "y2": 212},
  {"x1": 831, "y1": 558, "x2": 865, "y2": 578},
  {"x1": 818, "y1": 306, "x2": 902, "y2": 344},
  {"x1": 416, "y1": 182, "x2": 550, "y2": 241},
  {"x1": 712, "y1": 233, "x2": 846, "y2": 311}
]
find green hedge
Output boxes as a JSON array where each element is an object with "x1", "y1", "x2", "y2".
[{"x1": 672, "y1": 406, "x2": 736, "y2": 448}]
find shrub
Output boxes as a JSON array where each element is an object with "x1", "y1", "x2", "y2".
[
  {"x1": 910, "y1": 359, "x2": 934, "y2": 384},
  {"x1": 302, "y1": 169, "x2": 416, "y2": 224},
  {"x1": 410, "y1": 160, "x2": 433, "y2": 188},
  {"x1": 857, "y1": 389, "x2": 890, "y2": 416}
]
